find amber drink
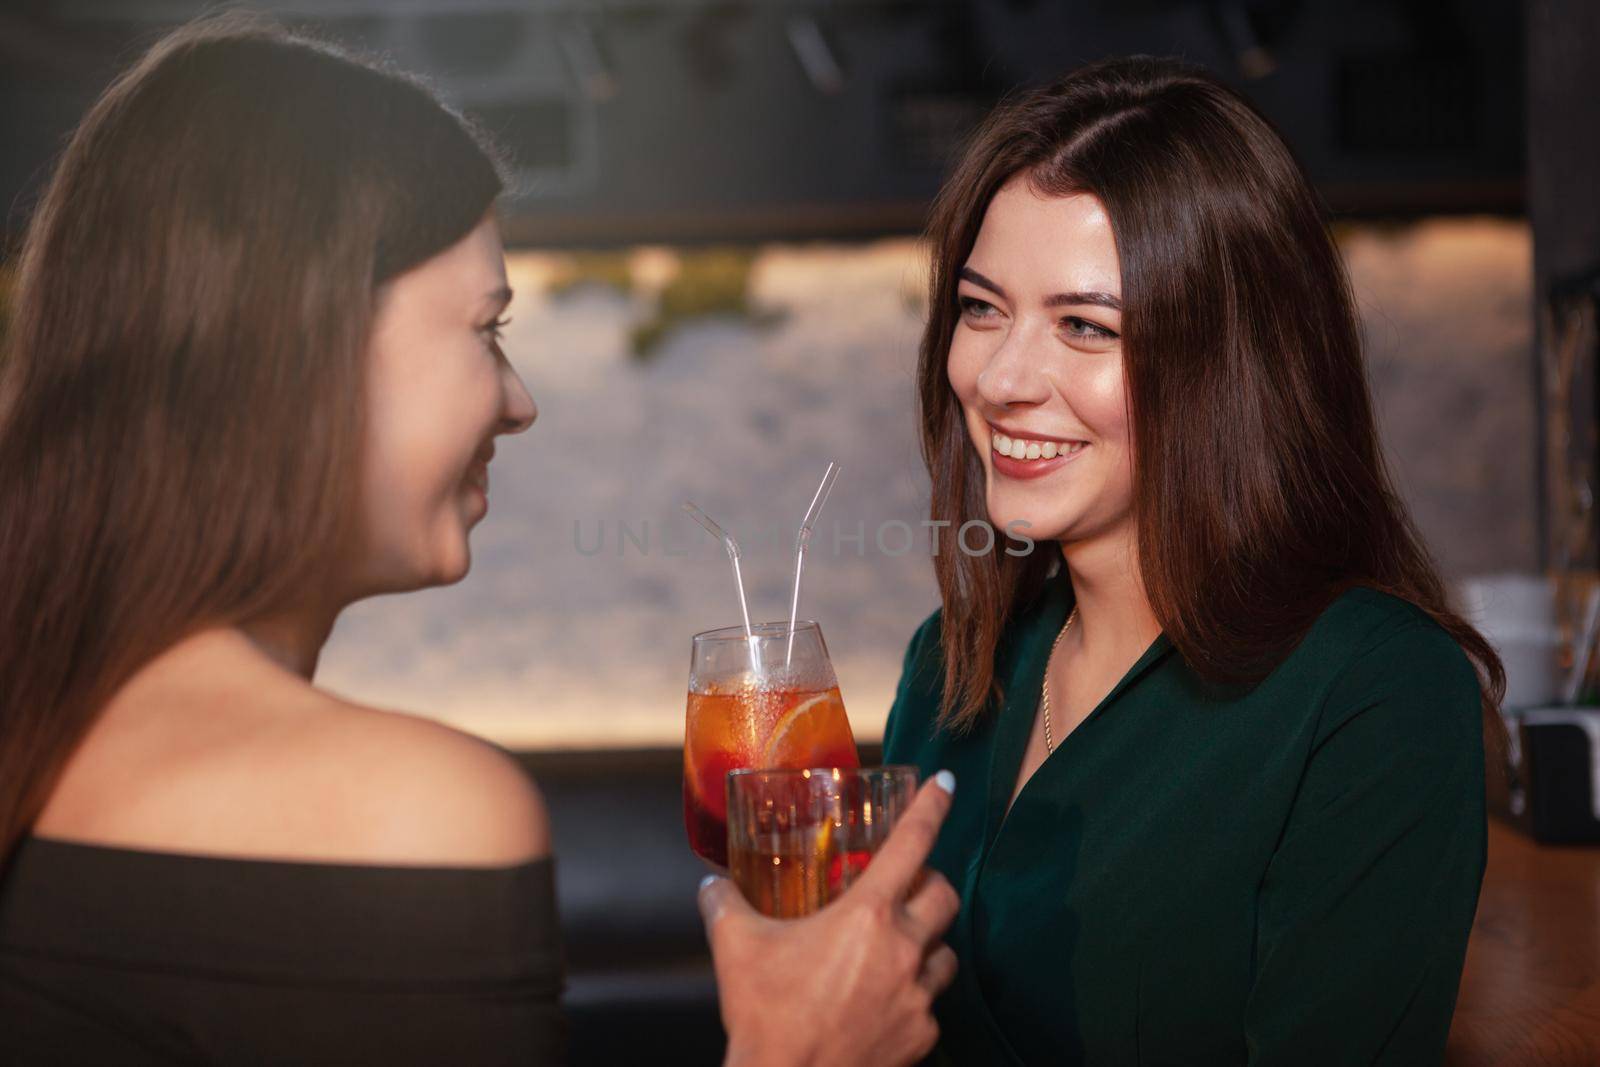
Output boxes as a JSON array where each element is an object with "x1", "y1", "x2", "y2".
[
  {"x1": 683, "y1": 621, "x2": 860, "y2": 868},
  {"x1": 726, "y1": 767, "x2": 919, "y2": 917}
]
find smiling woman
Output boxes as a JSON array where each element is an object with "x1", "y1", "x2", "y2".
[
  {"x1": 913, "y1": 56, "x2": 1506, "y2": 740},
  {"x1": 887, "y1": 54, "x2": 1509, "y2": 1065},
  {"x1": 949, "y1": 186, "x2": 1130, "y2": 513},
  {"x1": 0, "y1": 13, "x2": 536, "y2": 864},
  {"x1": 360, "y1": 220, "x2": 536, "y2": 592}
]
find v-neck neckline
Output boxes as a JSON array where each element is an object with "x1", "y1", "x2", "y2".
[{"x1": 980, "y1": 572, "x2": 1173, "y2": 852}]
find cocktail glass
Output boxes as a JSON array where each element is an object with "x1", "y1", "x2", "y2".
[{"x1": 683, "y1": 620, "x2": 859, "y2": 867}]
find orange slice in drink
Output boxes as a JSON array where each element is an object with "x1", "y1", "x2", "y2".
[
  {"x1": 761, "y1": 692, "x2": 855, "y2": 767},
  {"x1": 760, "y1": 693, "x2": 829, "y2": 765}
]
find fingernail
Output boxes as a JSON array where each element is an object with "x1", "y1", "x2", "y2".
[
  {"x1": 699, "y1": 873, "x2": 719, "y2": 892},
  {"x1": 933, "y1": 769, "x2": 956, "y2": 795}
]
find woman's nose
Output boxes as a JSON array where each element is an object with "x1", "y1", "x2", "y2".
[
  {"x1": 976, "y1": 326, "x2": 1052, "y2": 409},
  {"x1": 498, "y1": 363, "x2": 537, "y2": 435}
]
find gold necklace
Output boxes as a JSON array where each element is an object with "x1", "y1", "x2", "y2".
[{"x1": 1041, "y1": 607, "x2": 1079, "y2": 756}]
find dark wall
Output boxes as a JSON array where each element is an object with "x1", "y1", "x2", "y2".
[
  {"x1": 2, "y1": 0, "x2": 1525, "y2": 250},
  {"x1": 1527, "y1": 0, "x2": 1600, "y2": 295}
]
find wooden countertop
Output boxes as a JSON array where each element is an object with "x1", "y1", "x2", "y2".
[{"x1": 1446, "y1": 817, "x2": 1600, "y2": 1064}]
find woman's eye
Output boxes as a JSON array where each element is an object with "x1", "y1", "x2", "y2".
[
  {"x1": 480, "y1": 316, "x2": 512, "y2": 351},
  {"x1": 1060, "y1": 316, "x2": 1117, "y2": 342},
  {"x1": 958, "y1": 296, "x2": 997, "y2": 321}
]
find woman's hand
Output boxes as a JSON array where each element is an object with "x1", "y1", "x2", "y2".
[{"x1": 698, "y1": 772, "x2": 961, "y2": 1067}]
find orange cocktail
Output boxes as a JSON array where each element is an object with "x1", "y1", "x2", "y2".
[{"x1": 683, "y1": 621, "x2": 859, "y2": 867}]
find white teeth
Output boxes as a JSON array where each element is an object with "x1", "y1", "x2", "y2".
[{"x1": 991, "y1": 432, "x2": 1088, "y2": 461}]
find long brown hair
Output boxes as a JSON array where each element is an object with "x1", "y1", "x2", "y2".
[
  {"x1": 918, "y1": 56, "x2": 1507, "y2": 760},
  {"x1": 0, "y1": 13, "x2": 506, "y2": 862}
]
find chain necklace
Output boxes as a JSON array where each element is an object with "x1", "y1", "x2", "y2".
[{"x1": 1041, "y1": 607, "x2": 1079, "y2": 756}]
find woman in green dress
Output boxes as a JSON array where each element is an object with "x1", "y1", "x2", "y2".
[{"x1": 883, "y1": 56, "x2": 1506, "y2": 1065}]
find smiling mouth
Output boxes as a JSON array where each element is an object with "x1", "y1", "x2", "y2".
[{"x1": 990, "y1": 431, "x2": 1088, "y2": 462}]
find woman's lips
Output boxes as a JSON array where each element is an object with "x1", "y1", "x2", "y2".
[
  {"x1": 464, "y1": 462, "x2": 490, "y2": 500},
  {"x1": 465, "y1": 441, "x2": 494, "y2": 496}
]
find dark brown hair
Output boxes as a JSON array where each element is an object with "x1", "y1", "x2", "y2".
[
  {"x1": 918, "y1": 56, "x2": 1507, "y2": 760},
  {"x1": 0, "y1": 12, "x2": 506, "y2": 862}
]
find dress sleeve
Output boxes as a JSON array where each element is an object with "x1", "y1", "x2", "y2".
[{"x1": 1243, "y1": 620, "x2": 1487, "y2": 1066}]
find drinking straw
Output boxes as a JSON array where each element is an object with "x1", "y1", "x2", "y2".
[
  {"x1": 682, "y1": 500, "x2": 760, "y2": 673},
  {"x1": 785, "y1": 462, "x2": 840, "y2": 667}
]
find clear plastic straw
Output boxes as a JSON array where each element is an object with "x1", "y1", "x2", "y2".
[
  {"x1": 683, "y1": 500, "x2": 760, "y2": 672},
  {"x1": 785, "y1": 462, "x2": 840, "y2": 667}
]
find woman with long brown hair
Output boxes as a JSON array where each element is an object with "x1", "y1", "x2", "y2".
[
  {"x1": 0, "y1": 13, "x2": 959, "y2": 1064},
  {"x1": 883, "y1": 56, "x2": 1506, "y2": 1064}
]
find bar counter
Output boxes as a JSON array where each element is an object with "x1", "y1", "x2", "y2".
[{"x1": 1447, "y1": 818, "x2": 1600, "y2": 1064}]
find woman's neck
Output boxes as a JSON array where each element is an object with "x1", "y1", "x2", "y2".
[
  {"x1": 1057, "y1": 531, "x2": 1162, "y2": 659},
  {"x1": 239, "y1": 599, "x2": 344, "y2": 680}
]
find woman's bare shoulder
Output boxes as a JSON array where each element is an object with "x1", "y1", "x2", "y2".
[
  {"x1": 289, "y1": 695, "x2": 552, "y2": 867},
  {"x1": 37, "y1": 635, "x2": 549, "y2": 868}
]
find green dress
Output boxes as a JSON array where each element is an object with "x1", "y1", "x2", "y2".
[{"x1": 882, "y1": 570, "x2": 1486, "y2": 1066}]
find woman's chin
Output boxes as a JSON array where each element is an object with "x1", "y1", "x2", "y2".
[
  {"x1": 985, "y1": 497, "x2": 1053, "y2": 540},
  {"x1": 424, "y1": 494, "x2": 485, "y2": 585},
  {"x1": 432, "y1": 533, "x2": 473, "y2": 586},
  {"x1": 404, "y1": 525, "x2": 474, "y2": 590},
  {"x1": 347, "y1": 510, "x2": 478, "y2": 598},
  {"x1": 984, "y1": 503, "x2": 1076, "y2": 550}
]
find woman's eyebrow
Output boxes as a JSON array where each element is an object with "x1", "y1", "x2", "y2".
[
  {"x1": 959, "y1": 267, "x2": 1121, "y2": 312},
  {"x1": 483, "y1": 285, "x2": 513, "y2": 312},
  {"x1": 1044, "y1": 290, "x2": 1121, "y2": 312},
  {"x1": 958, "y1": 266, "x2": 1007, "y2": 300}
]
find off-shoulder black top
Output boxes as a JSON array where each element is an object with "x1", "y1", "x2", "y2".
[{"x1": 0, "y1": 835, "x2": 565, "y2": 1065}]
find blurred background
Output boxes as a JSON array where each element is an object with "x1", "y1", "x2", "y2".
[{"x1": 3, "y1": 0, "x2": 1597, "y2": 1063}]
